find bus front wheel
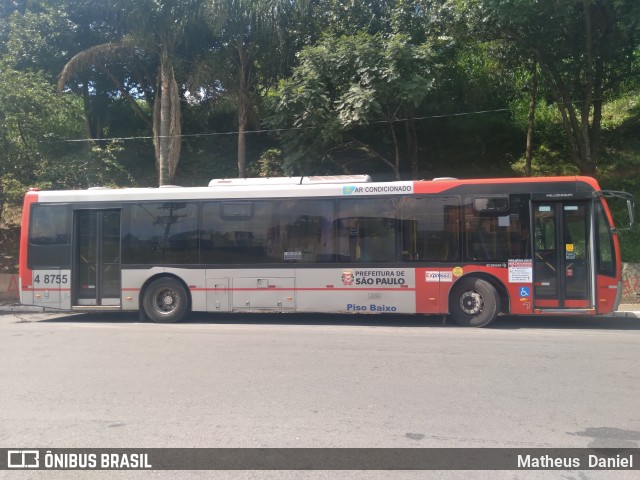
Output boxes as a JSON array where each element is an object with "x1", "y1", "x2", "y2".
[
  {"x1": 449, "y1": 277, "x2": 500, "y2": 327},
  {"x1": 142, "y1": 277, "x2": 190, "y2": 323}
]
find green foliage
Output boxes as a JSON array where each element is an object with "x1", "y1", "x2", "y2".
[
  {"x1": 594, "y1": 90, "x2": 640, "y2": 261},
  {"x1": 313, "y1": 0, "x2": 392, "y2": 36},
  {"x1": 268, "y1": 31, "x2": 435, "y2": 178},
  {"x1": 454, "y1": 0, "x2": 640, "y2": 173},
  {"x1": 617, "y1": 221, "x2": 640, "y2": 263},
  {"x1": 510, "y1": 146, "x2": 580, "y2": 177},
  {"x1": 0, "y1": 62, "x2": 134, "y2": 212},
  {"x1": 453, "y1": 41, "x2": 519, "y2": 108},
  {"x1": 0, "y1": 63, "x2": 84, "y2": 187},
  {"x1": 39, "y1": 143, "x2": 135, "y2": 189},
  {"x1": 248, "y1": 148, "x2": 285, "y2": 178},
  {"x1": 509, "y1": 81, "x2": 576, "y2": 175},
  {"x1": 2, "y1": 3, "x2": 77, "y2": 77}
]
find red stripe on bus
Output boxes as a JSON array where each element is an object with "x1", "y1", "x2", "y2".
[
  {"x1": 412, "y1": 175, "x2": 598, "y2": 194},
  {"x1": 122, "y1": 287, "x2": 416, "y2": 292},
  {"x1": 25, "y1": 288, "x2": 72, "y2": 291}
]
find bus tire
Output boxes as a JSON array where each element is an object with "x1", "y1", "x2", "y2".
[
  {"x1": 142, "y1": 277, "x2": 190, "y2": 323},
  {"x1": 449, "y1": 277, "x2": 499, "y2": 327}
]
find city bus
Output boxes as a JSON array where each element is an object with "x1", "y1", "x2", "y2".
[{"x1": 19, "y1": 175, "x2": 634, "y2": 327}]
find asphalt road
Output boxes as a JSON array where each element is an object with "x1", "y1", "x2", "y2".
[{"x1": 1, "y1": 311, "x2": 639, "y2": 480}]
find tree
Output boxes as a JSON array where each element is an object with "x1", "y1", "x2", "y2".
[
  {"x1": 203, "y1": 0, "x2": 304, "y2": 178},
  {"x1": 1, "y1": 1, "x2": 77, "y2": 77},
  {"x1": 456, "y1": 0, "x2": 640, "y2": 174},
  {"x1": 0, "y1": 61, "x2": 132, "y2": 217},
  {"x1": 58, "y1": 0, "x2": 207, "y2": 185},
  {"x1": 2, "y1": 1, "x2": 120, "y2": 143},
  {"x1": 269, "y1": 32, "x2": 435, "y2": 179}
]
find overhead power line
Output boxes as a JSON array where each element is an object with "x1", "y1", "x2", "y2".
[{"x1": 49, "y1": 107, "x2": 510, "y2": 143}]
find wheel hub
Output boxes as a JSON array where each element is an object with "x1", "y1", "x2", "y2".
[
  {"x1": 460, "y1": 291, "x2": 483, "y2": 315},
  {"x1": 163, "y1": 294, "x2": 174, "y2": 306},
  {"x1": 155, "y1": 288, "x2": 178, "y2": 313}
]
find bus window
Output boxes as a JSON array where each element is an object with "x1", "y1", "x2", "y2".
[
  {"x1": 201, "y1": 201, "x2": 274, "y2": 264},
  {"x1": 28, "y1": 204, "x2": 72, "y2": 269},
  {"x1": 398, "y1": 196, "x2": 460, "y2": 261},
  {"x1": 465, "y1": 194, "x2": 531, "y2": 261},
  {"x1": 270, "y1": 199, "x2": 334, "y2": 263},
  {"x1": 122, "y1": 202, "x2": 198, "y2": 265},
  {"x1": 467, "y1": 217, "x2": 495, "y2": 260},
  {"x1": 596, "y1": 202, "x2": 615, "y2": 276},
  {"x1": 564, "y1": 205, "x2": 588, "y2": 261},
  {"x1": 30, "y1": 205, "x2": 71, "y2": 245},
  {"x1": 335, "y1": 198, "x2": 397, "y2": 262},
  {"x1": 563, "y1": 204, "x2": 589, "y2": 298}
]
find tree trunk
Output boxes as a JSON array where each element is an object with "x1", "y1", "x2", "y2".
[
  {"x1": 81, "y1": 79, "x2": 94, "y2": 141},
  {"x1": 404, "y1": 110, "x2": 419, "y2": 179},
  {"x1": 154, "y1": 46, "x2": 181, "y2": 186},
  {"x1": 579, "y1": 0, "x2": 595, "y2": 174},
  {"x1": 590, "y1": 75, "x2": 603, "y2": 176},
  {"x1": 167, "y1": 67, "x2": 181, "y2": 181},
  {"x1": 525, "y1": 58, "x2": 537, "y2": 177},
  {"x1": 389, "y1": 120, "x2": 401, "y2": 181},
  {"x1": 522, "y1": 27, "x2": 601, "y2": 175},
  {"x1": 157, "y1": 58, "x2": 171, "y2": 186},
  {"x1": 237, "y1": 104, "x2": 248, "y2": 178},
  {"x1": 236, "y1": 42, "x2": 251, "y2": 178},
  {"x1": 535, "y1": 56, "x2": 589, "y2": 173}
]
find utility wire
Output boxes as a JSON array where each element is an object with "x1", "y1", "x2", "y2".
[{"x1": 48, "y1": 107, "x2": 510, "y2": 143}]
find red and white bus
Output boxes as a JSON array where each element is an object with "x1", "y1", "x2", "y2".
[{"x1": 19, "y1": 175, "x2": 634, "y2": 326}]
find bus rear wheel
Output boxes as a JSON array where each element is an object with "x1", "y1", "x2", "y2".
[
  {"x1": 449, "y1": 277, "x2": 500, "y2": 327},
  {"x1": 142, "y1": 277, "x2": 190, "y2": 323}
]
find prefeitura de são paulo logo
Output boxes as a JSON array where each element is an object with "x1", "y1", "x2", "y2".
[{"x1": 341, "y1": 269, "x2": 355, "y2": 286}]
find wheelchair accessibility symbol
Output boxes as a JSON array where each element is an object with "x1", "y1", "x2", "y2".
[{"x1": 519, "y1": 287, "x2": 531, "y2": 297}]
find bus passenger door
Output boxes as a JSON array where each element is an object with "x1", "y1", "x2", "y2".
[
  {"x1": 73, "y1": 209, "x2": 121, "y2": 307},
  {"x1": 532, "y1": 201, "x2": 592, "y2": 311}
]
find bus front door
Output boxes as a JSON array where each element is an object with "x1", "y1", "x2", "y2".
[
  {"x1": 532, "y1": 201, "x2": 592, "y2": 311},
  {"x1": 73, "y1": 209, "x2": 121, "y2": 307}
]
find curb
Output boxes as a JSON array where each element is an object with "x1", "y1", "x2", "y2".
[
  {"x1": 0, "y1": 304, "x2": 46, "y2": 313},
  {"x1": 611, "y1": 310, "x2": 640, "y2": 318}
]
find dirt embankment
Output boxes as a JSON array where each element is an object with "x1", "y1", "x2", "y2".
[{"x1": 0, "y1": 225, "x2": 20, "y2": 274}]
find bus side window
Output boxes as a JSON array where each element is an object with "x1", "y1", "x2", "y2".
[
  {"x1": 335, "y1": 198, "x2": 397, "y2": 263},
  {"x1": 28, "y1": 205, "x2": 72, "y2": 269},
  {"x1": 398, "y1": 196, "x2": 459, "y2": 262},
  {"x1": 273, "y1": 199, "x2": 334, "y2": 263},
  {"x1": 30, "y1": 205, "x2": 71, "y2": 245},
  {"x1": 464, "y1": 194, "x2": 531, "y2": 262},
  {"x1": 122, "y1": 202, "x2": 198, "y2": 265},
  {"x1": 467, "y1": 218, "x2": 493, "y2": 260},
  {"x1": 201, "y1": 201, "x2": 273, "y2": 264},
  {"x1": 596, "y1": 202, "x2": 615, "y2": 276}
]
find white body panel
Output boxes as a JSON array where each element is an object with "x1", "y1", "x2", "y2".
[
  {"x1": 118, "y1": 267, "x2": 417, "y2": 314},
  {"x1": 34, "y1": 181, "x2": 415, "y2": 204},
  {"x1": 294, "y1": 268, "x2": 416, "y2": 314},
  {"x1": 29, "y1": 269, "x2": 72, "y2": 309}
]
